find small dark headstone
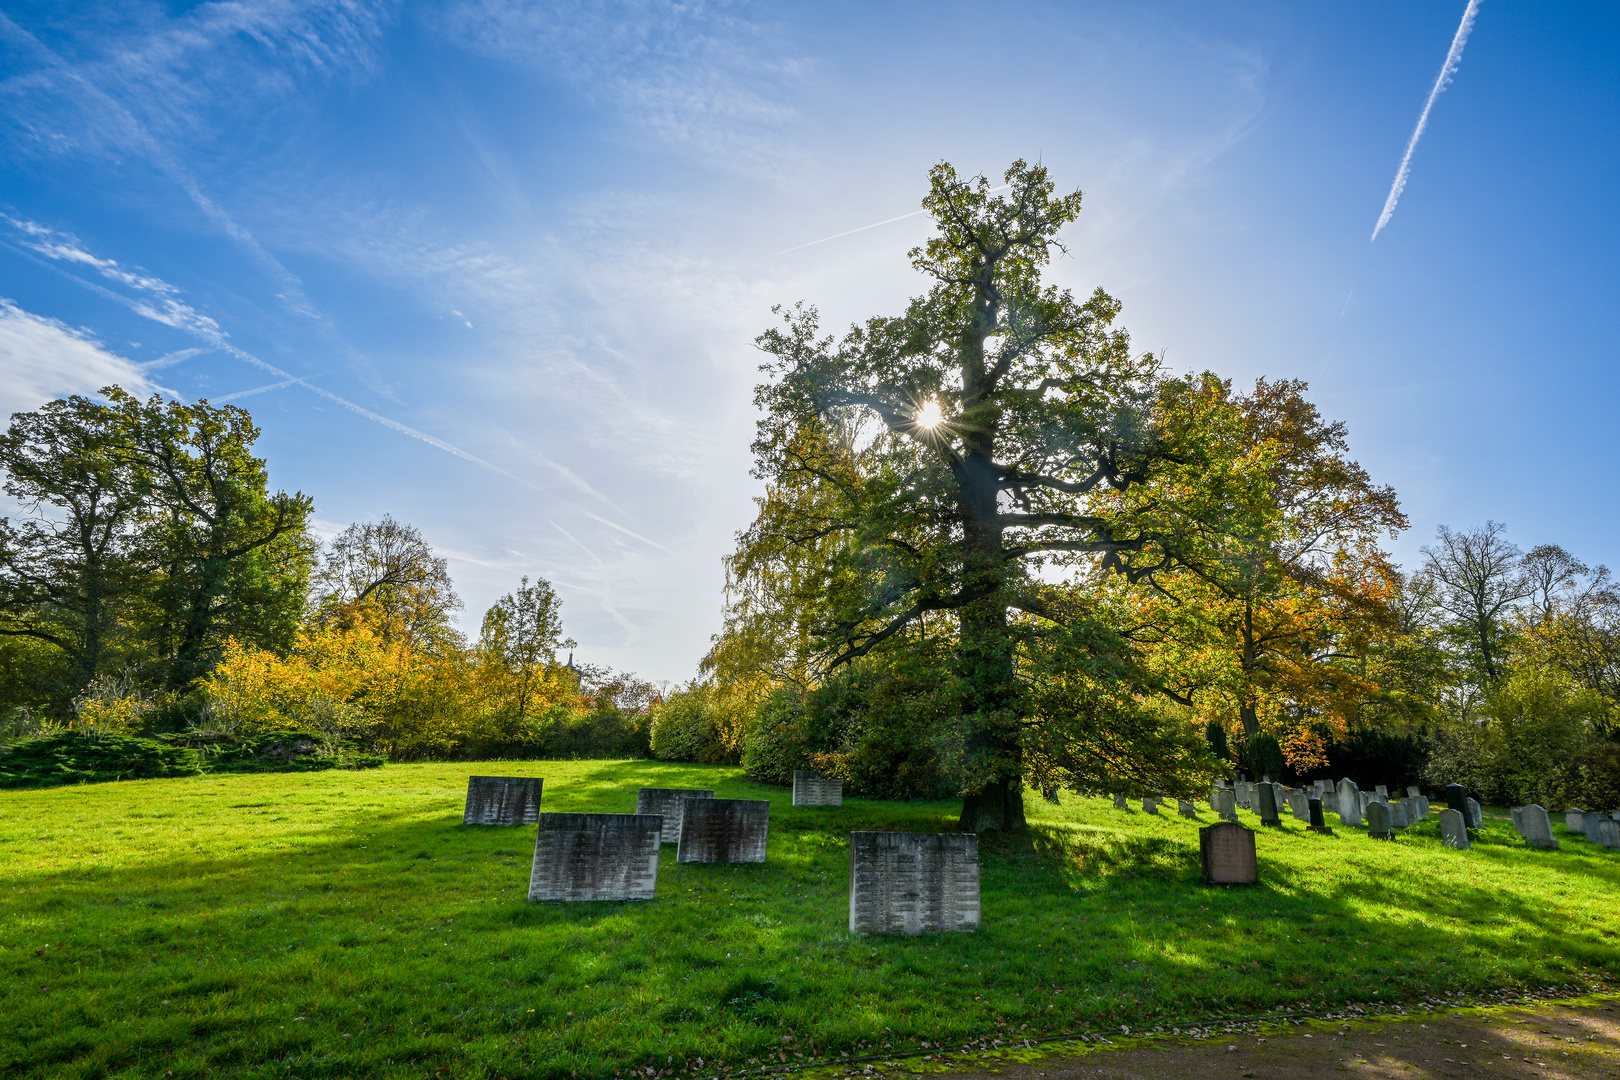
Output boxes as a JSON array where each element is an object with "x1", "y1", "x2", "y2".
[
  {"x1": 636, "y1": 787, "x2": 714, "y2": 844},
  {"x1": 1366, "y1": 801, "x2": 1393, "y2": 840},
  {"x1": 1199, "y1": 822, "x2": 1258, "y2": 885},
  {"x1": 1256, "y1": 782, "x2": 1282, "y2": 828},
  {"x1": 677, "y1": 798, "x2": 770, "y2": 863},
  {"x1": 528, "y1": 813, "x2": 662, "y2": 901},
  {"x1": 1143, "y1": 797, "x2": 1159, "y2": 814},
  {"x1": 1178, "y1": 799, "x2": 1197, "y2": 818},
  {"x1": 1443, "y1": 783, "x2": 1468, "y2": 817},
  {"x1": 463, "y1": 776, "x2": 543, "y2": 825},
  {"x1": 1307, "y1": 797, "x2": 1334, "y2": 834},
  {"x1": 1113, "y1": 794, "x2": 1128, "y2": 810},
  {"x1": 848, "y1": 831, "x2": 980, "y2": 935},
  {"x1": 1041, "y1": 786, "x2": 1060, "y2": 805}
]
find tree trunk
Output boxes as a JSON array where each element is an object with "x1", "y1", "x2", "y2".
[{"x1": 959, "y1": 778, "x2": 1027, "y2": 832}]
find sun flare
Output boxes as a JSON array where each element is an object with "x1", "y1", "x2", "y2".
[{"x1": 915, "y1": 399, "x2": 943, "y2": 429}]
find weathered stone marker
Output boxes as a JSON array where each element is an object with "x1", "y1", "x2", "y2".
[
  {"x1": 1307, "y1": 798, "x2": 1333, "y2": 834},
  {"x1": 1336, "y1": 779, "x2": 1362, "y2": 827},
  {"x1": 1178, "y1": 799, "x2": 1198, "y2": 818},
  {"x1": 528, "y1": 813, "x2": 662, "y2": 901},
  {"x1": 677, "y1": 798, "x2": 770, "y2": 863},
  {"x1": 1113, "y1": 794, "x2": 1128, "y2": 810},
  {"x1": 1214, "y1": 788, "x2": 1238, "y2": 822},
  {"x1": 463, "y1": 776, "x2": 543, "y2": 825},
  {"x1": 1510, "y1": 805, "x2": 1525, "y2": 834},
  {"x1": 1389, "y1": 801, "x2": 1410, "y2": 829},
  {"x1": 1366, "y1": 801, "x2": 1393, "y2": 840},
  {"x1": 1466, "y1": 797, "x2": 1482, "y2": 829},
  {"x1": 1591, "y1": 818, "x2": 1620, "y2": 850},
  {"x1": 792, "y1": 771, "x2": 843, "y2": 807},
  {"x1": 1407, "y1": 786, "x2": 1422, "y2": 798},
  {"x1": 1199, "y1": 822, "x2": 1258, "y2": 885},
  {"x1": 1143, "y1": 797, "x2": 1159, "y2": 814},
  {"x1": 1565, "y1": 809, "x2": 1587, "y2": 833},
  {"x1": 636, "y1": 787, "x2": 715, "y2": 844},
  {"x1": 1256, "y1": 782, "x2": 1282, "y2": 827},
  {"x1": 1518, "y1": 805, "x2": 1559, "y2": 850},
  {"x1": 1287, "y1": 790, "x2": 1310, "y2": 820},
  {"x1": 848, "y1": 831, "x2": 979, "y2": 935},
  {"x1": 1376, "y1": 784, "x2": 1388, "y2": 797},
  {"x1": 1438, "y1": 808, "x2": 1470, "y2": 850}
]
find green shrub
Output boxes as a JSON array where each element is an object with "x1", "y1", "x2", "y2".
[
  {"x1": 164, "y1": 729, "x2": 385, "y2": 772},
  {"x1": 1240, "y1": 732, "x2": 1285, "y2": 782},
  {"x1": 740, "y1": 686, "x2": 811, "y2": 785},
  {"x1": 0, "y1": 731, "x2": 202, "y2": 788},
  {"x1": 649, "y1": 684, "x2": 732, "y2": 764},
  {"x1": 544, "y1": 704, "x2": 652, "y2": 760}
]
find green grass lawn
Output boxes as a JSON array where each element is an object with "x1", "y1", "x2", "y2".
[{"x1": 2, "y1": 762, "x2": 1617, "y2": 1080}]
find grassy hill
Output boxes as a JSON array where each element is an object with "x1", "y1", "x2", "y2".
[{"x1": 2, "y1": 761, "x2": 1616, "y2": 1079}]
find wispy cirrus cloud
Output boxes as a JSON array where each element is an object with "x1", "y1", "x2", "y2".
[{"x1": 0, "y1": 299, "x2": 163, "y2": 420}]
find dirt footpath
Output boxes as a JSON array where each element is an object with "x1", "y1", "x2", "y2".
[{"x1": 906, "y1": 1001, "x2": 1620, "y2": 1080}]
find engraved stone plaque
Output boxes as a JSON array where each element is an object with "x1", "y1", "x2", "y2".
[
  {"x1": 1438, "y1": 808, "x2": 1470, "y2": 850},
  {"x1": 1199, "y1": 822, "x2": 1258, "y2": 885},
  {"x1": 792, "y1": 771, "x2": 844, "y2": 807},
  {"x1": 676, "y1": 798, "x2": 770, "y2": 863},
  {"x1": 636, "y1": 787, "x2": 715, "y2": 844},
  {"x1": 1336, "y1": 779, "x2": 1362, "y2": 827},
  {"x1": 1518, "y1": 804, "x2": 1559, "y2": 850},
  {"x1": 848, "y1": 831, "x2": 980, "y2": 935},
  {"x1": 463, "y1": 776, "x2": 543, "y2": 825},
  {"x1": 528, "y1": 813, "x2": 662, "y2": 901}
]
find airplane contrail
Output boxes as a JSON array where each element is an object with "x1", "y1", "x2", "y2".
[{"x1": 1371, "y1": 0, "x2": 1483, "y2": 242}]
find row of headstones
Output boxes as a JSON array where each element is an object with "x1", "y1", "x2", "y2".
[
  {"x1": 463, "y1": 774, "x2": 977, "y2": 934},
  {"x1": 1204, "y1": 777, "x2": 1488, "y2": 849},
  {"x1": 1515, "y1": 806, "x2": 1620, "y2": 851}
]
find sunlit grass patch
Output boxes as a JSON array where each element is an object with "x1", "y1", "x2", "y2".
[{"x1": 1, "y1": 762, "x2": 1616, "y2": 1079}]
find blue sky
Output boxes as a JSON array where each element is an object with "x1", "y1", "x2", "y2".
[{"x1": 2, "y1": 1, "x2": 1616, "y2": 681}]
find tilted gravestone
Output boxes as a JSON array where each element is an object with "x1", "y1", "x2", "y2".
[
  {"x1": 1287, "y1": 790, "x2": 1310, "y2": 820},
  {"x1": 1214, "y1": 788, "x2": 1238, "y2": 823},
  {"x1": 1366, "y1": 801, "x2": 1393, "y2": 840},
  {"x1": 1510, "y1": 805, "x2": 1525, "y2": 835},
  {"x1": 1307, "y1": 797, "x2": 1333, "y2": 834},
  {"x1": 1438, "y1": 808, "x2": 1470, "y2": 850},
  {"x1": 1590, "y1": 818, "x2": 1620, "y2": 850},
  {"x1": 1199, "y1": 822, "x2": 1258, "y2": 885},
  {"x1": 1411, "y1": 795, "x2": 1431, "y2": 818},
  {"x1": 1256, "y1": 783, "x2": 1282, "y2": 828},
  {"x1": 1114, "y1": 794, "x2": 1129, "y2": 810},
  {"x1": 637, "y1": 787, "x2": 715, "y2": 844},
  {"x1": 528, "y1": 813, "x2": 662, "y2": 901},
  {"x1": 677, "y1": 798, "x2": 770, "y2": 863},
  {"x1": 848, "y1": 832, "x2": 979, "y2": 935},
  {"x1": 792, "y1": 771, "x2": 843, "y2": 807},
  {"x1": 1466, "y1": 797, "x2": 1482, "y2": 829},
  {"x1": 463, "y1": 776, "x2": 543, "y2": 825},
  {"x1": 1336, "y1": 779, "x2": 1362, "y2": 827},
  {"x1": 1518, "y1": 805, "x2": 1559, "y2": 850},
  {"x1": 1178, "y1": 799, "x2": 1198, "y2": 818}
]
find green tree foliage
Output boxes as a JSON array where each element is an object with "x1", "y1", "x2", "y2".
[
  {"x1": 743, "y1": 159, "x2": 1207, "y2": 829},
  {"x1": 0, "y1": 390, "x2": 314, "y2": 706},
  {"x1": 315, "y1": 515, "x2": 463, "y2": 650},
  {"x1": 1421, "y1": 521, "x2": 1531, "y2": 701}
]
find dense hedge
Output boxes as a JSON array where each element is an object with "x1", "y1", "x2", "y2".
[{"x1": 0, "y1": 732, "x2": 202, "y2": 787}]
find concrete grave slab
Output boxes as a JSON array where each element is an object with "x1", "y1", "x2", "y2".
[
  {"x1": 528, "y1": 813, "x2": 662, "y2": 901},
  {"x1": 1199, "y1": 822, "x2": 1258, "y2": 885},
  {"x1": 677, "y1": 798, "x2": 770, "y2": 863},
  {"x1": 463, "y1": 776, "x2": 543, "y2": 826},
  {"x1": 792, "y1": 771, "x2": 843, "y2": 807},
  {"x1": 848, "y1": 831, "x2": 980, "y2": 935},
  {"x1": 636, "y1": 787, "x2": 714, "y2": 844}
]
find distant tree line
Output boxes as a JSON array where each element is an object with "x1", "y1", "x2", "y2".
[{"x1": 0, "y1": 391, "x2": 655, "y2": 766}]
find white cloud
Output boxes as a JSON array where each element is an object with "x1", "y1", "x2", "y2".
[{"x1": 0, "y1": 299, "x2": 160, "y2": 420}]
